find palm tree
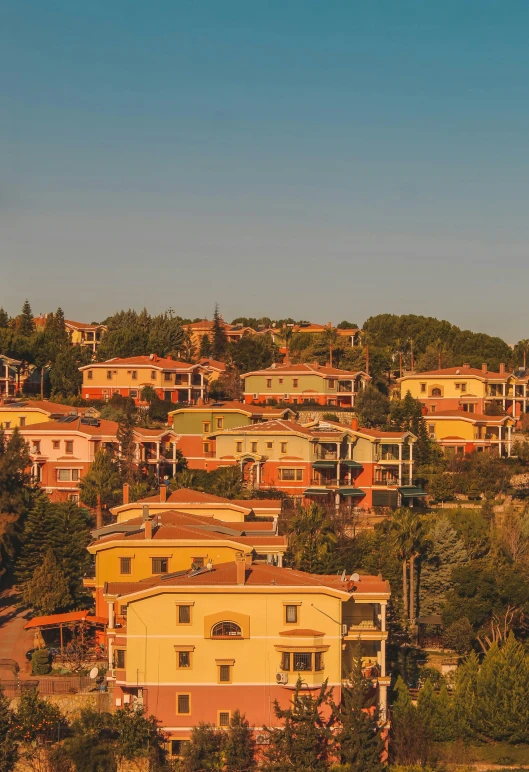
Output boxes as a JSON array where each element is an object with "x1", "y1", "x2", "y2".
[
  {"x1": 514, "y1": 339, "x2": 529, "y2": 371},
  {"x1": 79, "y1": 450, "x2": 122, "y2": 528},
  {"x1": 389, "y1": 508, "x2": 425, "y2": 622},
  {"x1": 322, "y1": 325, "x2": 339, "y2": 368},
  {"x1": 288, "y1": 502, "x2": 337, "y2": 573}
]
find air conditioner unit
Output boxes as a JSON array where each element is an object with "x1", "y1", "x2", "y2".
[{"x1": 276, "y1": 672, "x2": 288, "y2": 684}]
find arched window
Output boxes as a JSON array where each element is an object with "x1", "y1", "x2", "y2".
[
  {"x1": 431, "y1": 388, "x2": 442, "y2": 397},
  {"x1": 211, "y1": 621, "x2": 242, "y2": 638}
]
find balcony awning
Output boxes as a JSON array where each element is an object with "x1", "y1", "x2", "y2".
[
  {"x1": 340, "y1": 459, "x2": 363, "y2": 468},
  {"x1": 338, "y1": 488, "x2": 366, "y2": 497},
  {"x1": 312, "y1": 461, "x2": 337, "y2": 469},
  {"x1": 304, "y1": 488, "x2": 333, "y2": 496},
  {"x1": 398, "y1": 486, "x2": 428, "y2": 498}
]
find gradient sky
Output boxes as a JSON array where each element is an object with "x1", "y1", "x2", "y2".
[{"x1": 2, "y1": 1, "x2": 529, "y2": 340}]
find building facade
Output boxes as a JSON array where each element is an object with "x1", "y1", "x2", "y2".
[{"x1": 423, "y1": 410, "x2": 516, "y2": 456}]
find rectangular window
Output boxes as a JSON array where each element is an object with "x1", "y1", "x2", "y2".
[
  {"x1": 251, "y1": 442, "x2": 258, "y2": 453},
  {"x1": 285, "y1": 605, "x2": 298, "y2": 623},
  {"x1": 266, "y1": 379, "x2": 272, "y2": 388},
  {"x1": 219, "y1": 665, "x2": 231, "y2": 683},
  {"x1": 328, "y1": 379, "x2": 336, "y2": 388},
  {"x1": 177, "y1": 694, "x2": 190, "y2": 714},
  {"x1": 164, "y1": 373, "x2": 172, "y2": 382},
  {"x1": 53, "y1": 440, "x2": 60, "y2": 449},
  {"x1": 151, "y1": 371, "x2": 156, "y2": 380},
  {"x1": 178, "y1": 605, "x2": 191, "y2": 623},
  {"x1": 280, "y1": 442, "x2": 288, "y2": 454},
  {"x1": 192, "y1": 557, "x2": 204, "y2": 568},
  {"x1": 429, "y1": 425, "x2": 435, "y2": 435},
  {"x1": 119, "y1": 605, "x2": 127, "y2": 617},
  {"x1": 430, "y1": 405, "x2": 436, "y2": 413},
  {"x1": 420, "y1": 383, "x2": 426, "y2": 392},
  {"x1": 19, "y1": 417, "x2": 26, "y2": 427},
  {"x1": 130, "y1": 389, "x2": 137, "y2": 398},
  {"x1": 461, "y1": 383, "x2": 467, "y2": 392},
  {"x1": 57, "y1": 469, "x2": 70, "y2": 481},
  {"x1": 279, "y1": 469, "x2": 303, "y2": 481},
  {"x1": 115, "y1": 649, "x2": 126, "y2": 669},
  {"x1": 171, "y1": 740, "x2": 189, "y2": 757},
  {"x1": 107, "y1": 371, "x2": 112, "y2": 380},
  {"x1": 65, "y1": 441, "x2": 73, "y2": 453},
  {"x1": 203, "y1": 442, "x2": 210, "y2": 454},
  {"x1": 178, "y1": 651, "x2": 191, "y2": 668},
  {"x1": 236, "y1": 442, "x2": 243, "y2": 453},
  {"x1": 202, "y1": 422, "x2": 211, "y2": 433},
  {"x1": 292, "y1": 379, "x2": 298, "y2": 388},
  {"x1": 315, "y1": 652, "x2": 324, "y2": 671},
  {"x1": 32, "y1": 441, "x2": 40, "y2": 453},
  {"x1": 218, "y1": 711, "x2": 231, "y2": 727},
  {"x1": 281, "y1": 652, "x2": 291, "y2": 671},
  {"x1": 152, "y1": 557, "x2": 169, "y2": 574},
  {"x1": 87, "y1": 371, "x2": 93, "y2": 380},
  {"x1": 293, "y1": 652, "x2": 312, "y2": 671},
  {"x1": 278, "y1": 378, "x2": 283, "y2": 384},
  {"x1": 71, "y1": 469, "x2": 79, "y2": 481},
  {"x1": 455, "y1": 383, "x2": 461, "y2": 390},
  {"x1": 120, "y1": 557, "x2": 132, "y2": 575},
  {"x1": 266, "y1": 442, "x2": 273, "y2": 449},
  {"x1": 216, "y1": 418, "x2": 224, "y2": 429},
  {"x1": 132, "y1": 371, "x2": 137, "y2": 380}
]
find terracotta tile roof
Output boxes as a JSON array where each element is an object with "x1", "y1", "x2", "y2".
[
  {"x1": 400, "y1": 367, "x2": 504, "y2": 379},
  {"x1": 355, "y1": 428, "x2": 410, "y2": 439},
  {"x1": 172, "y1": 400, "x2": 293, "y2": 417},
  {"x1": 64, "y1": 320, "x2": 106, "y2": 331},
  {"x1": 0, "y1": 400, "x2": 95, "y2": 415},
  {"x1": 279, "y1": 628, "x2": 325, "y2": 637},
  {"x1": 198, "y1": 359, "x2": 227, "y2": 371},
  {"x1": 212, "y1": 419, "x2": 315, "y2": 436},
  {"x1": 81, "y1": 356, "x2": 195, "y2": 370},
  {"x1": 242, "y1": 363, "x2": 366, "y2": 378},
  {"x1": 19, "y1": 417, "x2": 118, "y2": 436},
  {"x1": 133, "y1": 427, "x2": 176, "y2": 438},
  {"x1": 425, "y1": 409, "x2": 511, "y2": 423},
  {"x1": 24, "y1": 611, "x2": 106, "y2": 629},
  {"x1": 231, "y1": 499, "x2": 282, "y2": 510}
]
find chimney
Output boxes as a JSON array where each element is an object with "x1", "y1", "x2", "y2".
[
  {"x1": 122, "y1": 483, "x2": 130, "y2": 505},
  {"x1": 463, "y1": 363, "x2": 470, "y2": 369},
  {"x1": 144, "y1": 519, "x2": 153, "y2": 539},
  {"x1": 159, "y1": 485, "x2": 167, "y2": 502},
  {"x1": 197, "y1": 397, "x2": 204, "y2": 406},
  {"x1": 313, "y1": 361, "x2": 319, "y2": 369},
  {"x1": 351, "y1": 417, "x2": 359, "y2": 430},
  {"x1": 142, "y1": 505, "x2": 149, "y2": 522},
  {"x1": 482, "y1": 363, "x2": 488, "y2": 373},
  {"x1": 166, "y1": 354, "x2": 172, "y2": 360},
  {"x1": 500, "y1": 363, "x2": 505, "y2": 375},
  {"x1": 235, "y1": 552, "x2": 246, "y2": 585}
]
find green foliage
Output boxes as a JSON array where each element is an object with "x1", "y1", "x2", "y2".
[
  {"x1": 22, "y1": 549, "x2": 73, "y2": 615},
  {"x1": 261, "y1": 679, "x2": 333, "y2": 771},
  {"x1": 199, "y1": 333, "x2": 212, "y2": 357},
  {"x1": 31, "y1": 648, "x2": 52, "y2": 676},
  {"x1": 18, "y1": 300, "x2": 35, "y2": 338},
  {"x1": 212, "y1": 304, "x2": 228, "y2": 361},
  {"x1": 50, "y1": 345, "x2": 92, "y2": 397},
  {"x1": 222, "y1": 710, "x2": 256, "y2": 771},
  {"x1": 416, "y1": 679, "x2": 454, "y2": 742},
  {"x1": 97, "y1": 308, "x2": 186, "y2": 361},
  {"x1": 179, "y1": 722, "x2": 223, "y2": 771},
  {"x1": 443, "y1": 617, "x2": 475, "y2": 654},
  {"x1": 0, "y1": 687, "x2": 17, "y2": 772},
  {"x1": 287, "y1": 503, "x2": 338, "y2": 573},
  {"x1": 112, "y1": 705, "x2": 167, "y2": 764},
  {"x1": 322, "y1": 413, "x2": 340, "y2": 422},
  {"x1": 446, "y1": 506, "x2": 490, "y2": 559},
  {"x1": 418, "y1": 517, "x2": 468, "y2": 617},
  {"x1": 79, "y1": 449, "x2": 122, "y2": 512},
  {"x1": 389, "y1": 677, "x2": 430, "y2": 767},
  {"x1": 228, "y1": 332, "x2": 278, "y2": 372},
  {"x1": 354, "y1": 384, "x2": 390, "y2": 428},
  {"x1": 12, "y1": 689, "x2": 65, "y2": 743}
]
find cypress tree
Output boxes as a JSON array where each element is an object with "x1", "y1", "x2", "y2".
[
  {"x1": 199, "y1": 333, "x2": 212, "y2": 358},
  {"x1": 0, "y1": 308, "x2": 9, "y2": 329},
  {"x1": 117, "y1": 417, "x2": 137, "y2": 484},
  {"x1": 417, "y1": 679, "x2": 454, "y2": 742},
  {"x1": 334, "y1": 657, "x2": 385, "y2": 772},
  {"x1": 18, "y1": 299, "x2": 35, "y2": 337},
  {"x1": 211, "y1": 304, "x2": 228, "y2": 360},
  {"x1": 452, "y1": 650, "x2": 479, "y2": 741},
  {"x1": 390, "y1": 676, "x2": 430, "y2": 767},
  {"x1": 223, "y1": 710, "x2": 256, "y2": 771},
  {"x1": 79, "y1": 450, "x2": 122, "y2": 528},
  {"x1": 0, "y1": 687, "x2": 17, "y2": 772},
  {"x1": 418, "y1": 517, "x2": 468, "y2": 616}
]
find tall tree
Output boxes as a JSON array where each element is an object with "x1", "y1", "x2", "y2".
[
  {"x1": 22, "y1": 549, "x2": 73, "y2": 615},
  {"x1": 390, "y1": 508, "x2": 425, "y2": 621},
  {"x1": 179, "y1": 722, "x2": 222, "y2": 772},
  {"x1": 0, "y1": 308, "x2": 9, "y2": 329},
  {"x1": 50, "y1": 345, "x2": 92, "y2": 396},
  {"x1": 354, "y1": 384, "x2": 390, "y2": 429},
  {"x1": 389, "y1": 676, "x2": 430, "y2": 767},
  {"x1": 0, "y1": 687, "x2": 17, "y2": 772},
  {"x1": 79, "y1": 450, "x2": 122, "y2": 528},
  {"x1": 199, "y1": 333, "x2": 212, "y2": 358},
  {"x1": 17, "y1": 299, "x2": 35, "y2": 337},
  {"x1": 117, "y1": 416, "x2": 138, "y2": 485},
  {"x1": 418, "y1": 517, "x2": 468, "y2": 617},
  {"x1": 211, "y1": 304, "x2": 228, "y2": 360},
  {"x1": 223, "y1": 710, "x2": 256, "y2": 772},
  {"x1": 287, "y1": 503, "x2": 337, "y2": 574},
  {"x1": 0, "y1": 428, "x2": 33, "y2": 586}
]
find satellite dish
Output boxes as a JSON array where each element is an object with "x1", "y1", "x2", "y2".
[
  {"x1": 340, "y1": 569, "x2": 346, "y2": 582},
  {"x1": 89, "y1": 667, "x2": 99, "y2": 680},
  {"x1": 350, "y1": 572, "x2": 360, "y2": 582}
]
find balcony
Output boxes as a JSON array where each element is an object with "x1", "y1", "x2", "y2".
[
  {"x1": 337, "y1": 382, "x2": 353, "y2": 393},
  {"x1": 314, "y1": 448, "x2": 338, "y2": 460}
]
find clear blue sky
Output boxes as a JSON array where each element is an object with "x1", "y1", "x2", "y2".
[{"x1": 2, "y1": 1, "x2": 528, "y2": 341}]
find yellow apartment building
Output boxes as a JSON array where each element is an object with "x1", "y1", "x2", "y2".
[{"x1": 424, "y1": 410, "x2": 516, "y2": 455}]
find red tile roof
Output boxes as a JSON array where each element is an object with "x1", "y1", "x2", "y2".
[
  {"x1": 425, "y1": 409, "x2": 511, "y2": 423},
  {"x1": 400, "y1": 366, "x2": 504, "y2": 379},
  {"x1": 172, "y1": 400, "x2": 293, "y2": 417},
  {"x1": 243, "y1": 363, "x2": 366, "y2": 378},
  {"x1": 19, "y1": 417, "x2": 119, "y2": 436},
  {"x1": 0, "y1": 400, "x2": 95, "y2": 415},
  {"x1": 24, "y1": 611, "x2": 106, "y2": 629},
  {"x1": 80, "y1": 356, "x2": 195, "y2": 370},
  {"x1": 279, "y1": 628, "x2": 325, "y2": 637}
]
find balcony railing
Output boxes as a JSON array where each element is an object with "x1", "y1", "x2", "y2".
[
  {"x1": 314, "y1": 449, "x2": 338, "y2": 460},
  {"x1": 343, "y1": 616, "x2": 380, "y2": 632}
]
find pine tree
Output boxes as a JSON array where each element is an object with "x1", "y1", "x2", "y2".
[
  {"x1": 18, "y1": 300, "x2": 35, "y2": 337},
  {"x1": 117, "y1": 417, "x2": 137, "y2": 484},
  {"x1": 390, "y1": 676, "x2": 430, "y2": 767},
  {"x1": 418, "y1": 517, "x2": 468, "y2": 616},
  {"x1": 211, "y1": 304, "x2": 228, "y2": 361},
  {"x1": 414, "y1": 417, "x2": 432, "y2": 466},
  {"x1": 49, "y1": 345, "x2": 91, "y2": 397},
  {"x1": 0, "y1": 429, "x2": 33, "y2": 585},
  {"x1": 0, "y1": 308, "x2": 9, "y2": 329},
  {"x1": 334, "y1": 658, "x2": 385, "y2": 772},
  {"x1": 416, "y1": 679, "x2": 454, "y2": 742},
  {"x1": 50, "y1": 501, "x2": 92, "y2": 603},
  {"x1": 79, "y1": 450, "x2": 122, "y2": 528},
  {"x1": 22, "y1": 549, "x2": 73, "y2": 615},
  {"x1": 179, "y1": 722, "x2": 222, "y2": 772},
  {"x1": 223, "y1": 710, "x2": 256, "y2": 771},
  {"x1": 261, "y1": 679, "x2": 333, "y2": 772},
  {"x1": 0, "y1": 687, "x2": 17, "y2": 772},
  {"x1": 17, "y1": 495, "x2": 56, "y2": 585},
  {"x1": 451, "y1": 650, "x2": 479, "y2": 741},
  {"x1": 199, "y1": 333, "x2": 212, "y2": 358}
]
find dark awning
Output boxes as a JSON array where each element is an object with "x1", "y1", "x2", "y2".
[
  {"x1": 398, "y1": 486, "x2": 428, "y2": 498},
  {"x1": 338, "y1": 488, "x2": 366, "y2": 497},
  {"x1": 312, "y1": 461, "x2": 337, "y2": 469},
  {"x1": 304, "y1": 488, "x2": 333, "y2": 496},
  {"x1": 340, "y1": 460, "x2": 363, "y2": 468}
]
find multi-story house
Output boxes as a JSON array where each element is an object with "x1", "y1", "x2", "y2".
[
  {"x1": 423, "y1": 410, "x2": 516, "y2": 456},
  {"x1": 80, "y1": 355, "x2": 209, "y2": 405},
  {"x1": 209, "y1": 417, "x2": 422, "y2": 508},
  {"x1": 185, "y1": 320, "x2": 256, "y2": 349},
  {"x1": 0, "y1": 399, "x2": 100, "y2": 430},
  {"x1": 103, "y1": 554, "x2": 390, "y2": 756},
  {"x1": 0, "y1": 355, "x2": 30, "y2": 398},
  {"x1": 242, "y1": 363, "x2": 370, "y2": 408},
  {"x1": 86, "y1": 500, "x2": 287, "y2": 618},
  {"x1": 399, "y1": 363, "x2": 529, "y2": 418},
  {"x1": 34, "y1": 316, "x2": 107, "y2": 355},
  {"x1": 169, "y1": 401, "x2": 295, "y2": 469}
]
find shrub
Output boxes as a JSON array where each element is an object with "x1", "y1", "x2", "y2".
[{"x1": 31, "y1": 648, "x2": 52, "y2": 676}]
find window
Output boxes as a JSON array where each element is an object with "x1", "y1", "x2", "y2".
[
  {"x1": 457, "y1": 446, "x2": 465, "y2": 454},
  {"x1": 178, "y1": 651, "x2": 191, "y2": 668},
  {"x1": 106, "y1": 371, "x2": 112, "y2": 380},
  {"x1": 293, "y1": 652, "x2": 312, "y2": 671},
  {"x1": 152, "y1": 557, "x2": 169, "y2": 574},
  {"x1": 251, "y1": 442, "x2": 258, "y2": 453},
  {"x1": 219, "y1": 665, "x2": 231, "y2": 683},
  {"x1": 278, "y1": 378, "x2": 283, "y2": 384},
  {"x1": 65, "y1": 441, "x2": 73, "y2": 453},
  {"x1": 132, "y1": 371, "x2": 137, "y2": 380},
  {"x1": 431, "y1": 388, "x2": 442, "y2": 397},
  {"x1": 266, "y1": 442, "x2": 273, "y2": 449},
  {"x1": 266, "y1": 379, "x2": 272, "y2": 389},
  {"x1": 285, "y1": 605, "x2": 298, "y2": 623},
  {"x1": 281, "y1": 652, "x2": 291, "y2": 671},
  {"x1": 119, "y1": 605, "x2": 128, "y2": 617},
  {"x1": 236, "y1": 442, "x2": 243, "y2": 453},
  {"x1": 178, "y1": 605, "x2": 191, "y2": 623},
  {"x1": 279, "y1": 469, "x2": 303, "y2": 481},
  {"x1": 164, "y1": 372, "x2": 172, "y2": 382},
  {"x1": 151, "y1": 370, "x2": 156, "y2": 380},
  {"x1": 420, "y1": 383, "x2": 426, "y2": 393},
  {"x1": 218, "y1": 711, "x2": 231, "y2": 728},
  {"x1": 32, "y1": 441, "x2": 40, "y2": 453},
  {"x1": 292, "y1": 379, "x2": 298, "y2": 388},
  {"x1": 280, "y1": 442, "x2": 288, "y2": 454},
  {"x1": 461, "y1": 383, "x2": 467, "y2": 392},
  {"x1": 315, "y1": 652, "x2": 324, "y2": 671},
  {"x1": 58, "y1": 469, "x2": 79, "y2": 482},
  {"x1": 211, "y1": 621, "x2": 242, "y2": 638},
  {"x1": 177, "y1": 694, "x2": 190, "y2": 714},
  {"x1": 120, "y1": 557, "x2": 132, "y2": 575},
  {"x1": 4, "y1": 422, "x2": 10, "y2": 429},
  {"x1": 429, "y1": 425, "x2": 436, "y2": 438},
  {"x1": 19, "y1": 417, "x2": 25, "y2": 427},
  {"x1": 87, "y1": 371, "x2": 93, "y2": 380},
  {"x1": 71, "y1": 469, "x2": 79, "y2": 481},
  {"x1": 130, "y1": 389, "x2": 137, "y2": 398},
  {"x1": 202, "y1": 422, "x2": 211, "y2": 433},
  {"x1": 53, "y1": 440, "x2": 60, "y2": 449},
  {"x1": 430, "y1": 405, "x2": 436, "y2": 413},
  {"x1": 115, "y1": 649, "x2": 126, "y2": 669},
  {"x1": 328, "y1": 379, "x2": 336, "y2": 388},
  {"x1": 192, "y1": 557, "x2": 204, "y2": 568},
  {"x1": 171, "y1": 740, "x2": 189, "y2": 757},
  {"x1": 203, "y1": 442, "x2": 210, "y2": 454},
  {"x1": 216, "y1": 418, "x2": 224, "y2": 429}
]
